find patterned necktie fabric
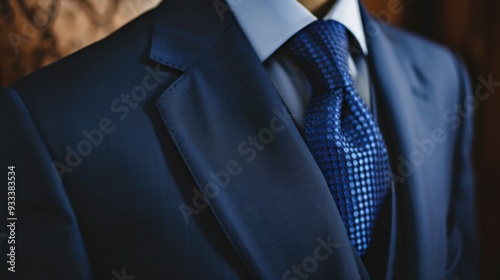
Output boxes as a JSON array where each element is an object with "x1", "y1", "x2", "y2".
[{"x1": 285, "y1": 20, "x2": 391, "y2": 256}]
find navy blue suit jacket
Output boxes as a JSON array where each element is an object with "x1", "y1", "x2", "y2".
[{"x1": 0, "y1": 1, "x2": 478, "y2": 279}]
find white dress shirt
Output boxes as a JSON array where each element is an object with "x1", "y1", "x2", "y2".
[{"x1": 229, "y1": 0, "x2": 371, "y2": 129}]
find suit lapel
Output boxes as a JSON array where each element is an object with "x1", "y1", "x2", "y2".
[
  {"x1": 361, "y1": 6, "x2": 435, "y2": 278},
  {"x1": 151, "y1": 1, "x2": 369, "y2": 278}
]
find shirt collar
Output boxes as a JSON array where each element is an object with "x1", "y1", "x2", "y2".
[{"x1": 229, "y1": 0, "x2": 368, "y2": 62}]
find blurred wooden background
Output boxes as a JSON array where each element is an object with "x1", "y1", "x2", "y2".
[
  {"x1": 0, "y1": 0, "x2": 498, "y2": 278},
  {"x1": 0, "y1": 0, "x2": 161, "y2": 86}
]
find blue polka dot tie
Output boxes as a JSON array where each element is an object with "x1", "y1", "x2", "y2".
[{"x1": 286, "y1": 20, "x2": 391, "y2": 255}]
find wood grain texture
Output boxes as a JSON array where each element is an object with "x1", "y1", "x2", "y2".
[{"x1": 0, "y1": 0, "x2": 160, "y2": 87}]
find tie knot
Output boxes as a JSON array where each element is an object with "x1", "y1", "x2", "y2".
[{"x1": 286, "y1": 20, "x2": 353, "y2": 91}]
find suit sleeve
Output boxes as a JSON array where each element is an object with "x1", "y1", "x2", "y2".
[
  {"x1": 449, "y1": 57, "x2": 480, "y2": 280},
  {"x1": 0, "y1": 87, "x2": 93, "y2": 279}
]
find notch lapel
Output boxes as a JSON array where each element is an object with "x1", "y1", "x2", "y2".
[
  {"x1": 361, "y1": 5, "x2": 437, "y2": 278},
  {"x1": 151, "y1": 1, "x2": 370, "y2": 278}
]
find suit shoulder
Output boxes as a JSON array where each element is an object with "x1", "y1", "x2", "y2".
[
  {"x1": 380, "y1": 24, "x2": 460, "y2": 72},
  {"x1": 382, "y1": 24, "x2": 453, "y2": 57},
  {"x1": 379, "y1": 23, "x2": 467, "y2": 96},
  {"x1": 10, "y1": 7, "x2": 158, "y2": 100}
]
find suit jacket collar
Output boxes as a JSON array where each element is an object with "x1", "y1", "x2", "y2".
[{"x1": 149, "y1": 0, "x2": 232, "y2": 71}]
